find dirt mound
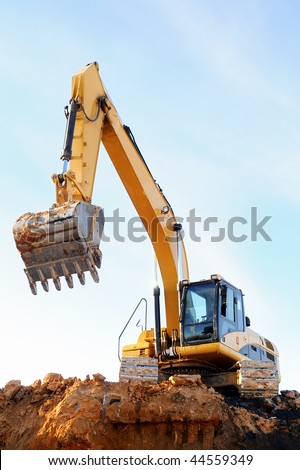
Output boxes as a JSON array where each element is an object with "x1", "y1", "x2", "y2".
[{"x1": 0, "y1": 373, "x2": 299, "y2": 450}]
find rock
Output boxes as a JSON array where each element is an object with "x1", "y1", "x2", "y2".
[
  {"x1": 42, "y1": 373, "x2": 64, "y2": 385},
  {"x1": 169, "y1": 375, "x2": 202, "y2": 386},
  {"x1": 3, "y1": 380, "x2": 22, "y2": 400},
  {"x1": 42, "y1": 373, "x2": 64, "y2": 392},
  {"x1": 46, "y1": 382, "x2": 61, "y2": 392},
  {"x1": 281, "y1": 390, "x2": 300, "y2": 399},
  {"x1": 92, "y1": 373, "x2": 106, "y2": 383},
  {"x1": 31, "y1": 380, "x2": 42, "y2": 388}
]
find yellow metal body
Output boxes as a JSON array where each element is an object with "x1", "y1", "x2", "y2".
[
  {"x1": 54, "y1": 64, "x2": 106, "y2": 204},
  {"x1": 123, "y1": 329, "x2": 156, "y2": 358},
  {"x1": 53, "y1": 62, "x2": 189, "y2": 336},
  {"x1": 123, "y1": 325, "x2": 280, "y2": 380}
]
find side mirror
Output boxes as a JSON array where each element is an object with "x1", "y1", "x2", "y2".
[{"x1": 245, "y1": 316, "x2": 251, "y2": 327}]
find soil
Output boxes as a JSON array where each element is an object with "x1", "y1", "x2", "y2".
[{"x1": 0, "y1": 373, "x2": 299, "y2": 450}]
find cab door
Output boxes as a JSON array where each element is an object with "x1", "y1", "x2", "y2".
[{"x1": 218, "y1": 283, "x2": 245, "y2": 339}]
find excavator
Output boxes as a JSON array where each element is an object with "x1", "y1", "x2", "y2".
[{"x1": 13, "y1": 62, "x2": 280, "y2": 397}]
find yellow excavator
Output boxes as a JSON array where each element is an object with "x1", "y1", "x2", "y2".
[{"x1": 13, "y1": 62, "x2": 280, "y2": 397}]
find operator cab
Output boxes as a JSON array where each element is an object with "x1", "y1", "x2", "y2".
[{"x1": 181, "y1": 275, "x2": 246, "y2": 345}]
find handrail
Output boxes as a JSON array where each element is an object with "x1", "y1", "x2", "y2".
[{"x1": 117, "y1": 297, "x2": 147, "y2": 361}]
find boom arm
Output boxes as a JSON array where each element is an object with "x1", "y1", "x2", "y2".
[{"x1": 54, "y1": 62, "x2": 189, "y2": 334}]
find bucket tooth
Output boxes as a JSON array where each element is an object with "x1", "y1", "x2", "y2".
[
  {"x1": 41, "y1": 280, "x2": 49, "y2": 292},
  {"x1": 25, "y1": 270, "x2": 37, "y2": 295},
  {"x1": 93, "y1": 249, "x2": 102, "y2": 269},
  {"x1": 30, "y1": 283, "x2": 37, "y2": 295},
  {"x1": 86, "y1": 259, "x2": 99, "y2": 283},
  {"x1": 73, "y1": 261, "x2": 85, "y2": 285},
  {"x1": 61, "y1": 262, "x2": 73, "y2": 289},
  {"x1": 65, "y1": 275, "x2": 74, "y2": 289},
  {"x1": 37, "y1": 268, "x2": 49, "y2": 292},
  {"x1": 49, "y1": 267, "x2": 61, "y2": 291},
  {"x1": 78, "y1": 272, "x2": 85, "y2": 285},
  {"x1": 90, "y1": 269, "x2": 99, "y2": 283},
  {"x1": 53, "y1": 277, "x2": 61, "y2": 291}
]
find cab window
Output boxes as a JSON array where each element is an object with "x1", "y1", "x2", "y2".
[
  {"x1": 183, "y1": 282, "x2": 215, "y2": 343},
  {"x1": 225, "y1": 287, "x2": 235, "y2": 322}
]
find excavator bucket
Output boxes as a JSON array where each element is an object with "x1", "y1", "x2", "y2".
[{"x1": 13, "y1": 201, "x2": 104, "y2": 295}]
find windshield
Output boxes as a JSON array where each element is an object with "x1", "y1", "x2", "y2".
[{"x1": 183, "y1": 282, "x2": 215, "y2": 343}]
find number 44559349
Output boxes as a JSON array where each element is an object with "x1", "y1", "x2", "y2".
[{"x1": 189, "y1": 454, "x2": 254, "y2": 465}]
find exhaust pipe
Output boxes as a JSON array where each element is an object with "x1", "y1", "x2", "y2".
[{"x1": 153, "y1": 285, "x2": 161, "y2": 356}]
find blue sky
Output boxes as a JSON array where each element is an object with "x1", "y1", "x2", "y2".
[{"x1": 1, "y1": 0, "x2": 299, "y2": 392}]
